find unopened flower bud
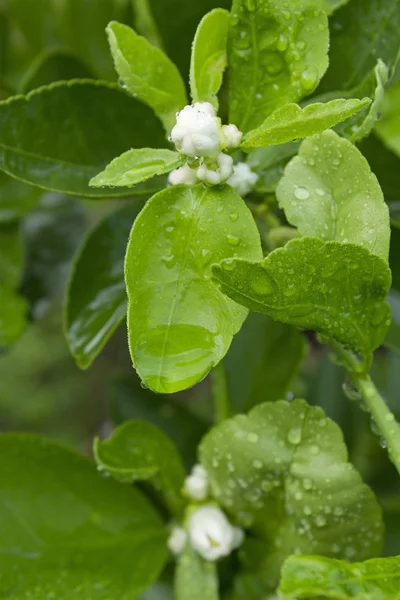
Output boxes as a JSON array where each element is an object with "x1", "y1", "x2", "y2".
[
  {"x1": 227, "y1": 162, "x2": 258, "y2": 196},
  {"x1": 167, "y1": 526, "x2": 187, "y2": 555},
  {"x1": 168, "y1": 164, "x2": 198, "y2": 185},
  {"x1": 184, "y1": 464, "x2": 209, "y2": 500},
  {"x1": 188, "y1": 505, "x2": 244, "y2": 562},
  {"x1": 171, "y1": 102, "x2": 221, "y2": 157},
  {"x1": 222, "y1": 124, "x2": 243, "y2": 148},
  {"x1": 197, "y1": 153, "x2": 233, "y2": 186}
]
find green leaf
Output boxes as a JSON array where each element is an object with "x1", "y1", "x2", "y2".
[
  {"x1": 0, "y1": 289, "x2": 27, "y2": 347},
  {"x1": 224, "y1": 312, "x2": 307, "y2": 412},
  {"x1": 0, "y1": 434, "x2": 167, "y2": 600},
  {"x1": 359, "y1": 134, "x2": 400, "y2": 205},
  {"x1": 229, "y1": 0, "x2": 329, "y2": 132},
  {"x1": 65, "y1": 201, "x2": 146, "y2": 370},
  {"x1": 212, "y1": 237, "x2": 392, "y2": 355},
  {"x1": 125, "y1": 184, "x2": 262, "y2": 393},
  {"x1": 199, "y1": 399, "x2": 383, "y2": 579},
  {"x1": 280, "y1": 554, "x2": 400, "y2": 600},
  {"x1": 20, "y1": 49, "x2": 93, "y2": 93},
  {"x1": 323, "y1": 0, "x2": 349, "y2": 14},
  {"x1": 247, "y1": 141, "x2": 299, "y2": 194},
  {"x1": 319, "y1": 0, "x2": 400, "y2": 92},
  {"x1": 241, "y1": 99, "x2": 371, "y2": 150},
  {"x1": 276, "y1": 130, "x2": 391, "y2": 262},
  {"x1": 0, "y1": 80, "x2": 167, "y2": 198},
  {"x1": 90, "y1": 149, "x2": 184, "y2": 188},
  {"x1": 190, "y1": 8, "x2": 230, "y2": 109},
  {"x1": 107, "y1": 21, "x2": 187, "y2": 132},
  {"x1": 94, "y1": 420, "x2": 185, "y2": 515},
  {"x1": 375, "y1": 81, "x2": 400, "y2": 160},
  {"x1": 175, "y1": 546, "x2": 219, "y2": 600},
  {"x1": 0, "y1": 171, "x2": 41, "y2": 223}
]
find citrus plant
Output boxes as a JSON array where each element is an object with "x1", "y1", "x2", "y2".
[{"x1": 1, "y1": 0, "x2": 400, "y2": 598}]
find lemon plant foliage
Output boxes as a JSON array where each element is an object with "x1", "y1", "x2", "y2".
[{"x1": 1, "y1": 0, "x2": 400, "y2": 598}]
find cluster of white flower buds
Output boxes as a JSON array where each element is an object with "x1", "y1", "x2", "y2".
[
  {"x1": 169, "y1": 102, "x2": 258, "y2": 195},
  {"x1": 167, "y1": 464, "x2": 245, "y2": 562}
]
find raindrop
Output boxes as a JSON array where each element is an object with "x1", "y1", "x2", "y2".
[
  {"x1": 294, "y1": 186, "x2": 310, "y2": 200},
  {"x1": 287, "y1": 427, "x2": 302, "y2": 445},
  {"x1": 227, "y1": 234, "x2": 240, "y2": 246},
  {"x1": 230, "y1": 211, "x2": 239, "y2": 222},
  {"x1": 300, "y1": 66, "x2": 319, "y2": 91}
]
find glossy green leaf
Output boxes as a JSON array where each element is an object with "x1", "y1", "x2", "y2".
[
  {"x1": 247, "y1": 141, "x2": 299, "y2": 194},
  {"x1": 65, "y1": 201, "x2": 146, "y2": 370},
  {"x1": 224, "y1": 312, "x2": 307, "y2": 411},
  {"x1": 190, "y1": 8, "x2": 229, "y2": 109},
  {"x1": 229, "y1": 0, "x2": 329, "y2": 132},
  {"x1": 107, "y1": 21, "x2": 187, "y2": 132},
  {"x1": 200, "y1": 399, "x2": 383, "y2": 577},
  {"x1": 280, "y1": 554, "x2": 400, "y2": 600},
  {"x1": 94, "y1": 420, "x2": 185, "y2": 515},
  {"x1": 0, "y1": 434, "x2": 168, "y2": 600},
  {"x1": 319, "y1": 0, "x2": 400, "y2": 92},
  {"x1": 20, "y1": 49, "x2": 93, "y2": 93},
  {"x1": 276, "y1": 130, "x2": 391, "y2": 262},
  {"x1": 125, "y1": 184, "x2": 262, "y2": 394},
  {"x1": 0, "y1": 171, "x2": 41, "y2": 222},
  {"x1": 375, "y1": 81, "x2": 400, "y2": 160},
  {"x1": 212, "y1": 237, "x2": 392, "y2": 355},
  {"x1": 175, "y1": 546, "x2": 218, "y2": 600},
  {"x1": 90, "y1": 149, "x2": 183, "y2": 188},
  {"x1": 241, "y1": 99, "x2": 370, "y2": 150},
  {"x1": 0, "y1": 81, "x2": 167, "y2": 198}
]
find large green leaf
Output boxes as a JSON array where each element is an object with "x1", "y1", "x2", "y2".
[
  {"x1": 199, "y1": 399, "x2": 383, "y2": 581},
  {"x1": 319, "y1": 0, "x2": 400, "y2": 92},
  {"x1": 375, "y1": 81, "x2": 400, "y2": 160},
  {"x1": 94, "y1": 420, "x2": 185, "y2": 515},
  {"x1": 229, "y1": 0, "x2": 329, "y2": 132},
  {"x1": 90, "y1": 149, "x2": 184, "y2": 188},
  {"x1": 212, "y1": 237, "x2": 392, "y2": 356},
  {"x1": 0, "y1": 81, "x2": 167, "y2": 198},
  {"x1": 276, "y1": 130, "x2": 391, "y2": 261},
  {"x1": 224, "y1": 312, "x2": 307, "y2": 412},
  {"x1": 65, "y1": 201, "x2": 146, "y2": 370},
  {"x1": 175, "y1": 546, "x2": 218, "y2": 600},
  {"x1": 189, "y1": 8, "x2": 229, "y2": 109},
  {"x1": 241, "y1": 99, "x2": 370, "y2": 150},
  {"x1": 0, "y1": 171, "x2": 40, "y2": 223},
  {"x1": 125, "y1": 184, "x2": 262, "y2": 393},
  {"x1": 20, "y1": 49, "x2": 93, "y2": 93},
  {"x1": 280, "y1": 554, "x2": 400, "y2": 600},
  {"x1": 107, "y1": 21, "x2": 187, "y2": 132},
  {"x1": 0, "y1": 434, "x2": 167, "y2": 600}
]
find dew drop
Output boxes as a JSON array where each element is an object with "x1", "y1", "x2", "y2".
[
  {"x1": 300, "y1": 65, "x2": 319, "y2": 91},
  {"x1": 294, "y1": 186, "x2": 310, "y2": 200},
  {"x1": 230, "y1": 211, "x2": 239, "y2": 222},
  {"x1": 287, "y1": 427, "x2": 302, "y2": 445},
  {"x1": 227, "y1": 234, "x2": 240, "y2": 246}
]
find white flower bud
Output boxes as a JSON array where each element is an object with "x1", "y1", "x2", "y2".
[
  {"x1": 222, "y1": 124, "x2": 243, "y2": 148},
  {"x1": 183, "y1": 464, "x2": 209, "y2": 500},
  {"x1": 167, "y1": 526, "x2": 187, "y2": 555},
  {"x1": 227, "y1": 162, "x2": 258, "y2": 196},
  {"x1": 197, "y1": 153, "x2": 234, "y2": 186},
  {"x1": 168, "y1": 164, "x2": 198, "y2": 186},
  {"x1": 188, "y1": 505, "x2": 244, "y2": 562},
  {"x1": 171, "y1": 102, "x2": 221, "y2": 157}
]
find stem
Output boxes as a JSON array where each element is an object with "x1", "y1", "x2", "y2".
[
  {"x1": 332, "y1": 341, "x2": 400, "y2": 477},
  {"x1": 210, "y1": 362, "x2": 230, "y2": 423}
]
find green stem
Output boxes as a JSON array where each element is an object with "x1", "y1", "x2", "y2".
[
  {"x1": 332, "y1": 341, "x2": 400, "y2": 477},
  {"x1": 210, "y1": 362, "x2": 230, "y2": 423}
]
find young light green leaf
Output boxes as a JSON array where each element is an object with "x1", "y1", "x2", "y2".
[
  {"x1": 241, "y1": 98, "x2": 371, "y2": 150},
  {"x1": 199, "y1": 399, "x2": 383, "y2": 579},
  {"x1": 276, "y1": 130, "x2": 391, "y2": 262},
  {"x1": 0, "y1": 434, "x2": 167, "y2": 600},
  {"x1": 65, "y1": 201, "x2": 146, "y2": 370},
  {"x1": 247, "y1": 141, "x2": 299, "y2": 193},
  {"x1": 107, "y1": 21, "x2": 187, "y2": 132},
  {"x1": 323, "y1": 0, "x2": 350, "y2": 14},
  {"x1": 94, "y1": 420, "x2": 185, "y2": 515},
  {"x1": 280, "y1": 554, "x2": 400, "y2": 600},
  {"x1": 319, "y1": 0, "x2": 400, "y2": 92},
  {"x1": 224, "y1": 312, "x2": 307, "y2": 411},
  {"x1": 125, "y1": 184, "x2": 262, "y2": 394},
  {"x1": 375, "y1": 81, "x2": 400, "y2": 160},
  {"x1": 229, "y1": 0, "x2": 329, "y2": 132},
  {"x1": 90, "y1": 149, "x2": 184, "y2": 188},
  {"x1": 175, "y1": 546, "x2": 219, "y2": 600},
  {"x1": 0, "y1": 81, "x2": 167, "y2": 198},
  {"x1": 190, "y1": 8, "x2": 230, "y2": 109},
  {"x1": 212, "y1": 238, "x2": 392, "y2": 356}
]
